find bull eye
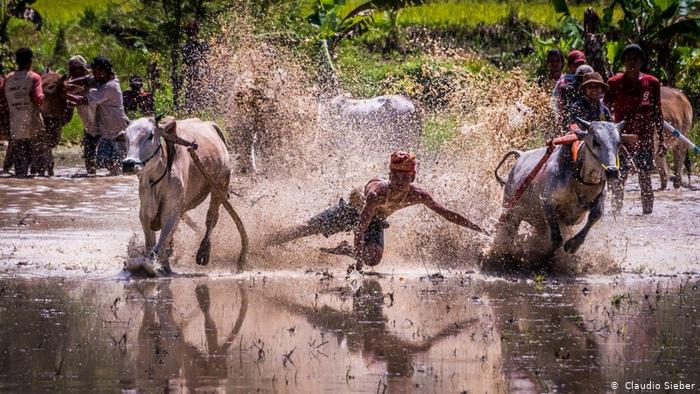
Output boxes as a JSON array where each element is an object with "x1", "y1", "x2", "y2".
[
  {"x1": 147, "y1": 132, "x2": 154, "y2": 141},
  {"x1": 593, "y1": 140, "x2": 600, "y2": 148}
]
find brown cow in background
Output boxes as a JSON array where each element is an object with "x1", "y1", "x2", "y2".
[{"x1": 657, "y1": 86, "x2": 694, "y2": 189}]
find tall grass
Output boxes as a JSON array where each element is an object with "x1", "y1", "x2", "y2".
[
  {"x1": 33, "y1": 0, "x2": 139, "y2": 25},
  {"x1": 382, "y1": 0, "x2": 621, "y2": 29}
]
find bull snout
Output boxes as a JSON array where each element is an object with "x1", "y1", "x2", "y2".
[
  {"x1": 604, "y1": 166, "x2": 620, "y2": 179},
  {"x1": 122, "y1": 159, "x2": 142, "y2": 174}
]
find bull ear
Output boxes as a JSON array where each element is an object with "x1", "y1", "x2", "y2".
[
  {"x1": 575, "y1": 117, "x2": 591, "y2": 130},
  {"x1": 154, "y1": 113, "x2": 164, "y2": 123}
]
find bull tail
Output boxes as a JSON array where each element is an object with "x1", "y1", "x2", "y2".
[{"x1": 495, "y1": 150, "x2": 522, "y2": 186}]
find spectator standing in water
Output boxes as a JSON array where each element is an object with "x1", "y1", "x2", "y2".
[
  {"x1": 68, "y1": 56, "x2": 129, "y2": 176},
  {"x1": 122, "y1": 74, "x2": 155, "y2": 119},
  {"x1": 605, "y1": 44, "x2": 665, "y2": 215},
  {"x1": 3, "y1": 48, "x2": 44, "y2": 178},
  {"x1": 66, "y1": 55, "x2": 99, "y2": 175}
]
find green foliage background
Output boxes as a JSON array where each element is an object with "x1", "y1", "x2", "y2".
[{"x1": 3, "y1": 0, "x2": 699, "y2": 147}]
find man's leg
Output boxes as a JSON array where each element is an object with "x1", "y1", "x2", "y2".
[
  {"x1": 83, "y1": 132, "x2": 98, "y2": 174},
  {"x1": 637, "y1": 149, "x2": 655, "y2": 215},
  {"x1": 639, "y1": 170, "x2": 654, "y2": 214},
  {"x1": 266, "y1": 223, "x2": 321, "y2": 246},
  {"x1": 2, "y1": 139, "x2": 14, "y2": 172},
  {"x1": 347, "y1": 218, "x2": 385, "y2": 273},
  {"x1": 267, "y1": 199, "x2": 358, "y2": 246},
  {"x1": 610, "y1": 150, "x2": 632, "y2": 215},
  {"x1": 13, "y1": 139, "x2": 31, "y2": 177},
  {"x1": 107, "y1": 139, "x2": 126, "y2": 176}
]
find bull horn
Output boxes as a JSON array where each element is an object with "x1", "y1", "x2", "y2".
[
  {"x1": 616, "y1": 120, "x2": 625, "y2": 132},
  {"x1": 154, "y1": 113, "x2": 165, "y2": 123},
  {"x1": 575, "y1": 117, "x2": 591, "y2": 129}
]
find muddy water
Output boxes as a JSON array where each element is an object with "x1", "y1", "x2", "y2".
[
  {"x1": 1, "y1": 152, "x2": 700, "y2": 392},
  {"x1": 0, "y1": 276, "x2": 698, "y2": 392}
]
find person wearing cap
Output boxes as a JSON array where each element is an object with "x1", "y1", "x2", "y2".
[
  {"x1": 537, "y1": 49, "x2": 564, "y2": 93},
  {"x1": 564, "y1": 72, "x2": 611, "y2": 128},
  {"x1": 122, "y1": 74, "x2": 155, "y2": 119},
  {"x1": 68, "y1": 56, "x2": 129, "y2": 175},
  {"x1": 66, "y1": 55, "x2": 100, "y2": 174},
  {"x1": 604, "y1": 44, "x2": 665, "y2": 215},
  {"x1": 3, "y1": 47, "x2": 44, "y2": 177},
  {"x1": 266, "y1": 151, "x2": 488, "y2": 274}
]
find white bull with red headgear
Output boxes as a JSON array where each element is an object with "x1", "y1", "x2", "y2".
[{"x1": 121, "y1": 116, "x2": 247, "y2": 275}]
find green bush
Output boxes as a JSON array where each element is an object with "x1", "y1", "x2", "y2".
[{"x1": 421, "y1": 113, "x2": 460, "y2": 151}]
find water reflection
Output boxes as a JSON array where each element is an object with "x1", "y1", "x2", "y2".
[
  {"x1": 117, "y1": 281, "x2": 248, "y2": 392},
  {"x1": 274, "y1": 279, "x2": 478, "y2": 387},
  {"x1": 0, "y1": 276, "x2": 698, "y2": 392}
]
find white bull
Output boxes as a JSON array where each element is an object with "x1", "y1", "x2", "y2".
[
  {"x1": 122, "y1": 117, "x2": 238, "y2": 274},
  {"x1": 320, "y1": 93, "x2": 423, "y2": 151},
  {"x1": 488, "y1": 121, "x2": 624, "y2": 262}
]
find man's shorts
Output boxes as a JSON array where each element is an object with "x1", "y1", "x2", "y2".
[
  {"x1": 621, "y1": 148, "x2": 655, "y2": 174},
  {"x1": 307, "y1": 198, "x2": 389, "y2": 246},
  {"x1": 96, "y1": 137, "x2": 126, "y2": 168}
]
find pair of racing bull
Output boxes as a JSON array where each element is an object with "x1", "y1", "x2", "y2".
[{"x1": 122, "y1": 88, "x2": 692, "y2": 274}]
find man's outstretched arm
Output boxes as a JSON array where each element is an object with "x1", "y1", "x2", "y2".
[{"x1": 418, "y1": 189, "x2": 489, "y2": 234}]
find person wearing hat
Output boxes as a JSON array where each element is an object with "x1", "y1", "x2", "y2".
[
  {"x1": 66, "y1": 55, "x2": 99, "y2": 175},
  {"x1": 265, "y1": 151, "x2": 489, "y2": 274},
  {"x1": 68, "y1": 56, "x2": 129, "y2": 175},
  {"x1": 564, "y1": 72, "x2": 611, "y2": 128},
  {"x1": 122, "y1": 74, "x2": 155, "y2": 119},
  {"x1": 3, "y1": 47, "x2": 44, "y2": 177},
  {"x1": 604, "y1": 44, "x2": 665, "y2": 215}
]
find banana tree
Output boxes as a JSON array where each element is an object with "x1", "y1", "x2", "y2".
[
  {"x1": 298, "y1": 0, "x2": 423, "y2": 71},
  {"x1": 298, "y1": 0, "x2": 375, "y2": 71},
  {"x1": 0, "y1": 0, "x2": 43, "y2": 71}
]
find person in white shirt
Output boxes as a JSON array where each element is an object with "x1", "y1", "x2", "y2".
[
  {"x1": 66, "y1": 55, "x2": 99, "y2": 175},
  {"x1": 68, "y1": 56, "x2": 129, "y2": 175}
]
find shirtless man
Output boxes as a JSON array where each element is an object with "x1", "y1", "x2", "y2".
[{"x1": 267, "y1": 151, "x2": 488, "y2": 273}]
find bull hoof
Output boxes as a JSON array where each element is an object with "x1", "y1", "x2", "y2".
[
  {"x1": 157, "y1": 264, "x2": 173, "y2": 276},
  {"x1": 196, "y1": 239, "x2": 211, "y2": 266},
  {"x1": 563, "y1": 238, "x2": 582, "y2": 254}
]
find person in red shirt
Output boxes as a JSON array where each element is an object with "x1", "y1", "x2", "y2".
[
  {"x1": 604, "y1": 44, "x2": 666, "y2": 215},
  {"x1": 3, "y1": 48, "x2": 44, "y2": 177}
]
